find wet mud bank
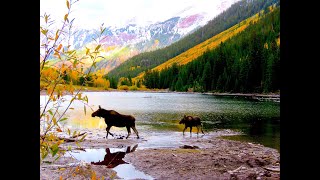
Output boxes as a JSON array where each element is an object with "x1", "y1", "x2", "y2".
[
  {"x1": 125, "y1": 138, "x2": 280, "y2": 179},
  {"x1": 40, "y1": 129, "x2": 280, "y2": 179}
]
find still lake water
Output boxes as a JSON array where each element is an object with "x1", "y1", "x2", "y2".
[{"x1": 40, "y1": 92, "x2": 280, "y2": 151}]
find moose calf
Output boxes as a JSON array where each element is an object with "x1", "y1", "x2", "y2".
[{"x1": 179, "y1": 115, "x2": 205, "y2": 135}]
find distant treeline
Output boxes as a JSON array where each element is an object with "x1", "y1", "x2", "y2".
[
  {"x1": 108, "y1": 0, "x2": 279, "y2": 80},
  {"x1": 144, "y1": 7, "x2": 280, "y2": 93}
]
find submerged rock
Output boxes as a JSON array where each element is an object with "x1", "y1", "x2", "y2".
[{"x1": 179, "y1": 145, "x2": 199, "y2": 149}]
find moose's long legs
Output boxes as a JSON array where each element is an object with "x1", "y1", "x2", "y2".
[
  {"x1": 106, "y1": 126, "x2": 114, "y2": 138},
  {"x1": 131, "y1": 126, "x2": 139, "y2": 139}
]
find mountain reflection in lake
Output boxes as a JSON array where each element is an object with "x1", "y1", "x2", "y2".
[{"x1": 40, "y1": 92, "x2": 280, "y2": 150}]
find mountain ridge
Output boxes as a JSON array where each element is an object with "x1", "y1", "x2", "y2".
[
  {"x1": 44, "y1": 0, "x2": 240, "y2": 73},
  {"x1": 107, "y1": 0, "x2": 279, "y2": 79}
]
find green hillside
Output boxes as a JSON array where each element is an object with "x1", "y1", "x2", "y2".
[{"x1": 143, "y1": 6, "x2": 280, "y2": 93}]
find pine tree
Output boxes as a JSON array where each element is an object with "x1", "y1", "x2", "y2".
[{"x1": 202, "y1": 61, "x2": 212, "y2": 91}]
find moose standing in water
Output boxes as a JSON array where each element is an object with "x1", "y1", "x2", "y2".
[
  {"x1": 179, "y1": 115, "x2": 205, "y2": 135},
  {"x1": 91, "y1": 105, "x2": 139, "y2": 139}
]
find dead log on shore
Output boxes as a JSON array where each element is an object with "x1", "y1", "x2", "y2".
[
  {"x1": 263, "y1": 166, "x2": 280, "y2": 172},
  {"x1": 70, "y1": 132, "x2": 87, "y2": 138},
  {"x1": 40, "y1": 132, "x2": 87, "y2": 142}
]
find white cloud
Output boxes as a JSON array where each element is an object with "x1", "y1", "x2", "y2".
[{"x1": 40, "y1": 0, "x2": 239, "y2": 29}]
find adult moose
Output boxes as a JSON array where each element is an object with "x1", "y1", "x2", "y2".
[
  {"x1": 91, "y1": 105, "x2": 139, "y2": 139},
  {"x1": 179, "y1": 115, "x2": 204, "y2": 136}
]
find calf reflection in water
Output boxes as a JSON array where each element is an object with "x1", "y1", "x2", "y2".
[{"x1": 91, "y1": 144, "x2": 138, "y2": 168}]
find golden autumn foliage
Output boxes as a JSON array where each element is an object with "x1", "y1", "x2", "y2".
[
  {"x1": 269, "y1": 4, "x2": 277, "y2": 12},
  {"x1": 40, "y1": 0, "x2": 107, "y2": 166},
  {"x1": 118, "y1": 85, "x2": 129, "y2": 90},
  {"x1": 89, "y1": 69, "x2": 110, "y2": 89},
  {"x1": 129, "y1": 66, "x2": 140, "y2": 71},
  {"x1": 93, "y1": 76, "x2": 110, "y2": 89},
  {"x1": 129, "y1": 65, "x2": 141, "y2": 71},
  {"x1": 104, "y1": 45, "x2": 117, "y2": 51},
  {"x1": 118, "y1": 77, "x2": 130, "y2": 85},
  {"x1": 69, "y1": 69, "x2": 79, "y2": 81},
  {"x1": 129, "y1": 85, "x2": 138, "y2": 91},
  {"x1": 129, "y1": 66, "x2": 136, "y2": 71},
  {"x1": 41, "y1": 67, "x2": 59, "y2": 82},
  {"x1": 276, "y1": 37, "x2": 280, "y2": 46}
]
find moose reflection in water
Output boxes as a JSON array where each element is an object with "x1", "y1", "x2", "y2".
[
  {"x1": 91, "y1": 144, "x2": 138, "y2": 168},
  {"x1": 179, "y1": 115, "x2": 205, "y2": 136},
  {"x1": 91, "y1": 105, "x2": 139, "y2": 139}
]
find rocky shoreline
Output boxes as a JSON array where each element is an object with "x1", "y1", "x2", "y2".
[
  {"x1": 40, "y1": 129, "x2": 280, "y2": 179},
  {"x1": 40, "y1": 89, "x2": 280, "y2": 102},
  {"x1": 205, "y1": 92, "x2": 280, "y2": 102}
]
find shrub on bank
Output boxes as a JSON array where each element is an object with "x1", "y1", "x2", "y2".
[{"x1": 118, "y1": 85, "x2": 129, "y2": 91}]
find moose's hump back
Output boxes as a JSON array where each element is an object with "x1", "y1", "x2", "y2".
[
  {"x1": 108, "y1": 110, "x2": 120, "y2": 116},
  {"x1": 109, "y1": 110, "x2": 120, "y2": 116},
  {"x1": 193, "y1": 116, "x2": 201, "y2": 121}
]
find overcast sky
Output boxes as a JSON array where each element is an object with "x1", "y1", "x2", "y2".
[{"x1": 40, "y1": 0, "x2": 238, "y2": 29}]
